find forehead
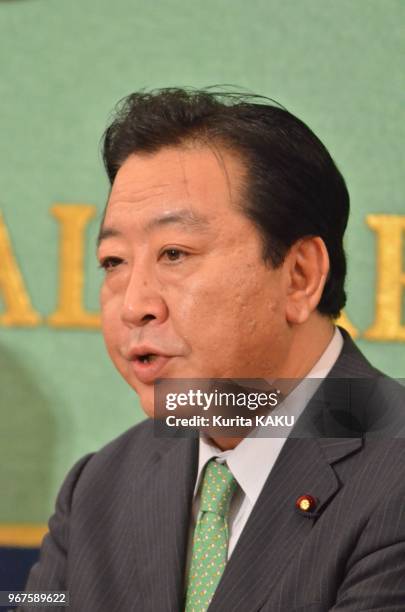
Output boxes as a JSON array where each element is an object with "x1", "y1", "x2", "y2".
[{"x1": 103, "y1": 145, "x2": 246, "y2": 227}]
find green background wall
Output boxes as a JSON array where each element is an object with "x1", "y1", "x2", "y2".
[{"x1": 0, "y1": 0, "x2": 404, "y2": 524}]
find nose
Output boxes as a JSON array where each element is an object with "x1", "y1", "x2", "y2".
[{"x1": 120, "y1": 266, "x2": 169, "y2": 328}]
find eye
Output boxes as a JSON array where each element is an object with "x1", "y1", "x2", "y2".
[
  {"x1": 98, "y1": 256, "x2": 124, "y2": 271},
  {"x1": 160, "y1": 248, "x2": 187, "y2": 263}
]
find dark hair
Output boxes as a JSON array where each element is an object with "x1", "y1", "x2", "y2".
[{"x1": 102, "y1": 88, "x2": 349, "y2": 317}]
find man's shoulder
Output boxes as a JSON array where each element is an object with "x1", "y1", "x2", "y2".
[
  {"x1": 331, "y1": 327, "x2": 382, "y2": 378},
  {"x1": 89, "y1": 415, "x2": 158, "y2": 464},
  {"x1": 64, "y1": 418, "x2": 162, "y2": 504},
  {"x1": 97, "y1": 416, "x2": 156, "y2": 458}
]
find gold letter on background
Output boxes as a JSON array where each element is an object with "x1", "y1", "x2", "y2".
[
  {"x1": 47, "y1": 204, "x2": 101, "y2": 329},
  {"x1": 0, "y1": 211, "x2": 41, "y2": 326},
  {"x1": 364, "y1": 215, "x2": 405, "y2": 341}
]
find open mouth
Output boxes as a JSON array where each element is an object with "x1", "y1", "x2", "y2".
[
  {"x1": 136, "y1": 354, "x2": 159, "y2": 364},
  {"x1": 130, "y1": 352, "x2": 172, "y2": 384}
]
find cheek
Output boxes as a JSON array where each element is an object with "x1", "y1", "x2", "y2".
[
  {"x1": 100, "y1": 288, "x2": 122, "y2": 354},
  {"x1": 170, "y1": 266, "x2": 271, "y2": 350}
]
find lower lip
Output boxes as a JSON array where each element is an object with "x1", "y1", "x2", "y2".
[{"x1": 130, "y1": 355, "x2": 172, "y2": 384}]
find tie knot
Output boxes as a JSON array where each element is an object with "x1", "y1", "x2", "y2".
[{"x1": 199, "y1": 459, "x2": 237, "y2": 517}]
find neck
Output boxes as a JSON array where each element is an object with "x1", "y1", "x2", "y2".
[{"x1": 209, "y1": 316, "x2": 336, "y2": 451}]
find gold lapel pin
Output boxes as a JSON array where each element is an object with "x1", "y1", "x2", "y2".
[{"x1": 295, "y1": 494, "x2": 317, "y2": 513}]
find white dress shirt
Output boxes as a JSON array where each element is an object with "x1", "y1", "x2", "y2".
[{"x1": 187, "y1": 326, "x2": 343, "y2": 567}]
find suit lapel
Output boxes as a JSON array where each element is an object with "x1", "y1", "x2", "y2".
[
  {"x1": 130, "y1": 434, "x2": 198, "y2": 612},
  {"x1": 209, "y1": 436, "x2": 348, "y2": 612},
  {"x1": 209, "y1": 330, "x2": 368, "y2": 612}
]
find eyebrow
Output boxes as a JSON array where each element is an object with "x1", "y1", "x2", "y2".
[
  {"x1": 97, "y1": 227, "x2": 122, "y2": 246},
  {"x1": 97, "y1": 209, "x2": 210, "y2": 247}
]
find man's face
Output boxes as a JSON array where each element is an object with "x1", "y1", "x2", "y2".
[{"x1": 98, "y1": 145, "x2": 293, "y2": 415}]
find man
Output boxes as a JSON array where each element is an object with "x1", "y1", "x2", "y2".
[{"x1": 22, "y1": 89, "x2": 405, "y2": 611}]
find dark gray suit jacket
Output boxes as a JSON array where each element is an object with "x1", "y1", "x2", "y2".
[{"x1": 21, "y1": 332, "x2": 405, "y2": 611}]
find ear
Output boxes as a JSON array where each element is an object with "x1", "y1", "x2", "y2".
[{"x1": 285, "y1": 237, "x2": 330, "y2": 324}]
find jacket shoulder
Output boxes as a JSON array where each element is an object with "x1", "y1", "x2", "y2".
[{"x1": 72, "y1": 418, "x2": 158, "y2": 493}]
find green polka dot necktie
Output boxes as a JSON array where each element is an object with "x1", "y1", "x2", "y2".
[{"x1": 185, "y1": 459, "x2": 237, "y2": 612}]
